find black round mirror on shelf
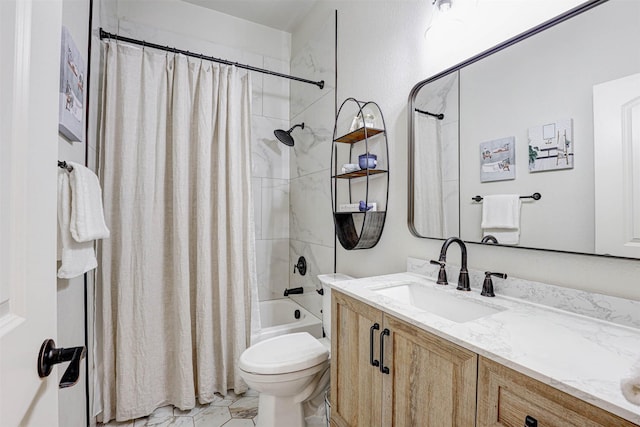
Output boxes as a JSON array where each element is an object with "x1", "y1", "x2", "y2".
[{"x1": 331, "y1": 98, "x2": 389, "y2": 250}]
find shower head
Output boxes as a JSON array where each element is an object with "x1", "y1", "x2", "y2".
[{"x1": 274, "y1": 123, "x2": 304, "y2": 147}]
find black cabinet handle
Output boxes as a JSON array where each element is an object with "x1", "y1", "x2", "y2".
[
  {"x1": 524, "y1": 415, "x2": 538, "y2": 427},
  {"x1": 369, "y1": 323, "x2": 380, "y2": 367},
  {"x1": 379, "y1": 328, "x2": 390, "y2": 374}
]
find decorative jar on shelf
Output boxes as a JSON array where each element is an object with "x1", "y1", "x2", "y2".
[{"x1": 358, "y1": 152, "x2": 377, "y2": 169}]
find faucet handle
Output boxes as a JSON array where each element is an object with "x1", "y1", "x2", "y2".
[
  {"x1": 481, "y1": 271, "x2": 507, "y2": 297},
  {"x1": 430, "y1": 260, "x2": 448, "y2": 285}
]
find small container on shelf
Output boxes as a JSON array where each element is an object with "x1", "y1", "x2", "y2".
[
  {"x1": 358, "y1": 201, "x2": 376, "y2": 212},
  {"x1": 358, "y1": 153, "x2": 377, "y2": 170},
  {"x1": 349, "y1": 112, "x2": 377, "y2": 131},
  {"x1": 342, "y1": 163, "x2": 361, "y2": 174}
]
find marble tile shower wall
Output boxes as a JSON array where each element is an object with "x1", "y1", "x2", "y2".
[
  {"x1": 116, "y1": 20, "x2": 293, "y2": 302},
  {"x1": 252, "y1": 57, "x2": 292, "y2": 302},
  {"x1": 288, "y1": 16, "x2": 336, "y2": 318}
]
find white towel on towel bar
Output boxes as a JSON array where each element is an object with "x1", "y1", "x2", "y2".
[
  {"x1": 481, "y1": 194, "x2": 521, "y2": 245},
  {"x1": 68, "y1": 161, "x2": 110, "y2": 242},
  {"x1": 57, "y1": 170, "x2": 98, "y2": 278}
]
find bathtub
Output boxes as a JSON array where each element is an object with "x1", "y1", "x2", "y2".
[{"x1": 252, "y1": 299, "x2": 322, "y2": 344}]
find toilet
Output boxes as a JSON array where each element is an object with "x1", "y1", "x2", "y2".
[{"x1": 238, "y1": 273, "x2": 353, "y2": 427}]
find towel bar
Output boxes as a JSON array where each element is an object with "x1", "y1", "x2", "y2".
[
  {"x1": 472, "y1": 192, "x2": 541, "y2": 203},
  {"x1": 58, "y1": 160, "x2": 74, "y2": 172}
]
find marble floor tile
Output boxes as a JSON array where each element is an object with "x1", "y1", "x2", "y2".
[
  {"x1": 222, "y1": 419, "x2": 255, "y2": 427},
  {"x1": 103, "y1": 421, "x2": 134, "y2": 427},
  {"x1": 192, "y1": 405, "x2": 232, "y2": 427},
  {"x1": 143, "y1": 405, "x2": 174, "y2": 425},
  {"x1": 173, "y1": 403, "x2": 209, "y2": 418},
  {"x1": 228, "y1": 397, "x2": 259, "y2": 419},
  {"x1": 100, "y1": 392, "x2": 259, "y2": 427},
  {"x1": 135, "y1": 416, "x2": 194, "y2": 427}
]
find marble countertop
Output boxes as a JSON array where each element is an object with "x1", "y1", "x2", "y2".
[{"x1": 328, "y1": 272, "x2": 640, "y2": 424}]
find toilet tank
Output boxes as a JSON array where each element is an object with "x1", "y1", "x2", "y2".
[{"x1": 317, "y1": 273, "x2": 354, "y2": 340}]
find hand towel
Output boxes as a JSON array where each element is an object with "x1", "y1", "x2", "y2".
[
  {"x1": 621, "y1": 360, "x2": 640, "y2": 406},
  {"x1": 68, "y1": 161, "x2": 110, "y2": 242},
  {"x1": 57, "y1": 170, "x2": 98, "y2": 278},
  {"x1": 481, "y1": 194, "x2": 521, "y2": 245}
]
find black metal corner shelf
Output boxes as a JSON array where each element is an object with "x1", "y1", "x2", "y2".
[{"x1": 331, "y1": 98, "x2": 389, "y2": 250}]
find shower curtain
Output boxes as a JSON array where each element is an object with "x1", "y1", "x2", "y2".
[
  {"x1": 96, "y1": 41, "x2": 259, "y2": 422},
  {"x1": 414, "y1": 112, "x2": 445, "y2": 237}
]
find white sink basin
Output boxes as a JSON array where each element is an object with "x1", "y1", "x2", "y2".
[{"x1": 374, "y1": 282, "x2": 505, "y2": 323}]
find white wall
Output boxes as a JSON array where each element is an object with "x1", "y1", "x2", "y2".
[
  {"x1": 58, "y1": 1, "x2": 91, "y2": 425},
  {"x1": 293, "y1": 0, "x2": 640, "y2": 301},
  {"x1": 114, "y1": 0, "x2": 290, "y2": 61}
]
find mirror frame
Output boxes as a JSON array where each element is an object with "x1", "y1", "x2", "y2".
[{"x1": 406, "y1": 0, "x2": 640, "y2": 260}]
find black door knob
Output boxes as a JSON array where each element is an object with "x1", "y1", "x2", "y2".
[{"x1": 37, "y1": 339, "x2": 86, "y2": 388}]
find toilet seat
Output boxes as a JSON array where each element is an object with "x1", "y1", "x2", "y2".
[{"x1": 239, "y1": 332, "x2": 329, "y2": 375}]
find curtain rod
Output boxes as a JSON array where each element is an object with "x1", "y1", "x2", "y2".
[
  {"x1": 99, "y1": 28, "x2": 325, "y2": 89},
  {"x1": 414, "y1": 108, "x2": 444, "y2": 120}
]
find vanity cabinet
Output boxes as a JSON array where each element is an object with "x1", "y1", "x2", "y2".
[
  {"x1": 330, "y1": 290, "x2": 477, "y2": 427},
  {"x1": 330, "y1": 291, "x2": 384, "y2": 426},
  {"x1": 331, "y1": 290, "x2": 639, "y2": 427},
  {"x1": 477, "y1": 357, "x2": 638, "y2": 427}
]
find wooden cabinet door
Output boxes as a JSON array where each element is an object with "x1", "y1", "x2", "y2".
[
  {"x1": 383, "y1": 315, "x2": 478, "y2": 427},
  {"x1": 331, "y1": 291, "x2": 385, "y2": 427},
  {"x1": 477, "y1": 357, "x2": 637, "y2": 427}
]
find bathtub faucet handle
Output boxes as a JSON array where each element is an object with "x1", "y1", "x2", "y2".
[{"x1": 293, "y1": 256, "x2": 307, "y2": 276}]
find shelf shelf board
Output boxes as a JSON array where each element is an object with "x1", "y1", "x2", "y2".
[
  {"x1": 334, "y1": 210, "x2": 387, "y2": 215},
  {"x1": 333, "y1": 169, "x2": 388, "y2": 179},
  {"x1": 334, "y1": 127, "x2": 384, "y2": 144}
]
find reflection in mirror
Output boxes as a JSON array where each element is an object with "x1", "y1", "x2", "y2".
[
  {"x1": 409, "y1": 0, "x2": 640, "y2": 258},
  {"x1": 411, "y1": 72, "x2": 459, "y2": 239}
]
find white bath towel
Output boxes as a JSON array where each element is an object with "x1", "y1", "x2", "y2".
[
  {"x1": 481, "y1": 194, "x2": 521, "y2": 245},
  {"x1": 68, "y1": 161, "x2": 110, "y2": 242},
  {"x1": 57, "y1": 170, "x2": 98, "y2": 278},
  {"x1": 621, "y1": 360, "x2": 640, "y2": 406}
]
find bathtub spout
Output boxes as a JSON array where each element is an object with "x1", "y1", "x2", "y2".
[{"x1": 284, "y1": 287, "x2": 304, "y2": 297}]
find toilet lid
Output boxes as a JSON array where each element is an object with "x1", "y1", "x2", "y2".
[{"x1": 239, "y1": 332, "x2": 329, "y2": 375}]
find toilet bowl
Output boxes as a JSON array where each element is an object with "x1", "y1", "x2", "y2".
[
  {"x1": 238, "y1": 273, "x2": 353, "y2": 427},
  {"x1": 239, "y1": 332, "x2": 329, "y2": 427}
]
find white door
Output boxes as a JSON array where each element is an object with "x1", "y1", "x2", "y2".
[
  {"x1": 594, "y1": 73, "x2": 640, "y2": 258},
  {"x1": 0, "y1": 0, "x2": 63, "y2": 426}
]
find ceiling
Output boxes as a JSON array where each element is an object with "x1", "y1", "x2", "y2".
[{"x1": 181, "y1": 0, "x2": 319, "y2": 33}]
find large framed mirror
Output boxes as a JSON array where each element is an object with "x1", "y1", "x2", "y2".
[{"x1": 408, "y1": 0, "x2": 640, "y2": 258}]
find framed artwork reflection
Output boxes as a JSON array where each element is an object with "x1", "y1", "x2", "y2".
[
  {"x1": 480, "y1": 136, "x2": 516, "y2": 182},
  {"x1": 58, "y1": 26, "x2": 85, "y2": 142}
]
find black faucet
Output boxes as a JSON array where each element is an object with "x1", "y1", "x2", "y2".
[
  {"x1": 430, "y1": 237, "x2": 470, "y2": 291},
  {"x1": 481, "y1": 271, "x2": 507, "y2": 297}
]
